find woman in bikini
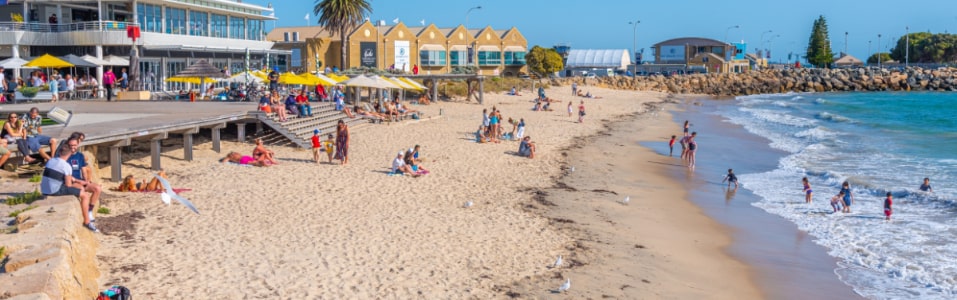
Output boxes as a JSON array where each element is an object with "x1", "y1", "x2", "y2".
[
  {"x1": 270, "y1": 90, "x2": 287, "y2": 122},
  {"x1": 252, "y1": 138, "x2": 278, "y2": 165},
  {"x1": 802, "y1": 177, "x2": 813, "y2": 204},
  {"x1": 220, "y1": 151, "x2": 268, "y2": 167},
  {"x1": 687, "y1": 132, "x2": 698, "y2": 168}
]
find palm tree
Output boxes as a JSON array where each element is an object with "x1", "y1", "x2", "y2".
[{"x1": 313, "y1": 0, "x2": 373, "y2": 70}]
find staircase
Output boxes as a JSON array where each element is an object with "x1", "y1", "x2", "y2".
[{"x1": 255, "y1": 102, "x2": 369, "y2": 149}]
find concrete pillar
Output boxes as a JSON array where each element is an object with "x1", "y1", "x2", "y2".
[
  {"x1": 150, "y1": 138, "x2": 162, "y2": 170},
  {"x1": 431, "y1": 78, "x2": 438, "y2": 103},
  {"x1": 96, "y1": 45, "x2": 104, "y2": 97},
  {"x1": 182, "y1": 133, "x2": 194, "y2": 161},
  {"x1": 211, "y1": 127, "x2": 222, "y2": 153},
  {"x1": 255, "y1": 121, "x2": 263, "y2": 134},
  {"x1": 235, "y1": 123, "x2": 246, "y2": 142},
  {"x1": 478, "y1": 78, "x2": 484, "y2": 104},
  {"x1": 466, "y1": 80, "x2": 472, "y2": 102},
  {"x1": 110, "y1": 146, "x2": 122, "y2": 182},
  {"x1": 56, "y1": 5, "x2": 63, "y2": 25}
]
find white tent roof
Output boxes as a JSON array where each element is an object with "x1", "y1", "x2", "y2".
[
  {"x1": 0, "y1": 57, "x2": 37, "y2": 69},
  {"x1": 565, "y1": 49, "x2": 631, "y2": 69}
]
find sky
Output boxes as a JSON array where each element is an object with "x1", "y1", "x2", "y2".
[{"x1": 248, "y1": 0, "x2": 957, "y2": 62}]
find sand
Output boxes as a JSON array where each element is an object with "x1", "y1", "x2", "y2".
[{"x1": 92, "y1": 86, "x2": 759, "y2": 298}]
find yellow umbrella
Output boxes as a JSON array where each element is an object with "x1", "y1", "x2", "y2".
[
  {"x1": 383, "y1": 77, "x2": 413, "y2": 90},
  {"x1": 251, "y1": 70, "x2": 269, "y2": 81},
  {"x1": 327, "y1": 73, "x2": 350, "y2": 82},
  {"x1": 165, "y1": 77, "x2": 218, "y2": 84},
  {"x1": 298, "y1": 73, "x2": 337, "y2": 86},
  {"x1": 398, "y1": 77, "x2": 426, "y2": 91},
  {"x1": 279, "y1": 72, "x2": 310, "y2": 85},
  {"x1": 24, "y1": 54, "x2": 74, "y2": 68}
]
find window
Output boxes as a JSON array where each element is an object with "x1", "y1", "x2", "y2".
[
  {"x1": 504, "y1": 51, "x2": 526, "y2": 65},
  {"x1": 292, "y1": 32, "x2": 299, "y2": 42},
  {"x1": 419, "y1": 50, "x2": 446, "y2": 66},
  {"x1": 449, "y1": 50, "x2": 467, "y2": 66},
  {"x1": 136, "y1": 3, "x2": 163, "y2": 33},
  {"x1": 478, "y1": 51, "x2": 501, "y2": 65},
  {"x1": 211, "y1": 14, "x2": 227, "y2": 38},
  {"x1": 165, "y1": 7, "x2": 186, "y2": 35},
  {"x1": 283, "y1": 32, "x2": 289, "y2": 42},
  {"x1": 247, "y1": 19, "x2": 263, "y2": 40},
  {"x1": 189, "y1": 11, "x2": 208, "y2": 36},
  {"x1": 291, "y1": 48, "x2": 302, "y2": 67},
  {"x1": 229, "y1": 16, "x2": 245, "y2": 39}
]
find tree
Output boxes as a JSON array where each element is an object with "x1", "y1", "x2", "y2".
[
  {"x1": 867, "y1": 52, "x2": 892, "y2": 64},
  {"x1": 525, "y1": 46, "x2": 564, "y2": 77},
  {"x1": 806, "y1": 15, "x2": 834, "y2": 68},
  {"x1": 313, "y1": 0, "x2": 372, "y2": 70},
  {"x1": 890, "y1": 32, "x2": 932, "y2": 63}
]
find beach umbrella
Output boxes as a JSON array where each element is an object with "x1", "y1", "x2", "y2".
[
  {"x1": 369, "y1": 75, "x2": 401, "y2": 90},
  {"x1": 79, "y1": 55, "x2": 111, "y2": 66},
  {"x1": 385, "y1": 77, "x2": 416, "y2": 90},
  {"x1": 278, "y1": 72, "x2": 310, "y2": 85},
  {"x1": 341, "y1": 75, "x2": 383, "y2": 89},
  {"x1": 171, "y1": 59, "x2": 229, "y2": 97},
  {"x1": 58, "y1": 54, "x2": 97, "y2": 67},
  {"x1": 102, "y1": 55, "x2": 130, "y2": 66},
  {"x1": 0, "y1": 57, "x2": 36, "y2": 69},
  {"x1": 165, "y1": 77, "x2": 218, "y2": 84},
  {"x1": 398, "y1": 77, "x2": 427, "y2": 91},
  {"x1": 24, "y1": 54, "x2": 74, "y2": 68},
  {"x1": 222, "y1": 72, "x2": 265, "y2": 84},
  {"x1": 327, "y1": 73, "x2": 350, "y2": 82},
  {"x1": 298, "y1": 73, "x2": 337, "y2": 86}
]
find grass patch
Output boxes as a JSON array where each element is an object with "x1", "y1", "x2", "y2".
[
  {"x1": 5, "y1": 189, "x2": 43, "y2": 206},
  {"x1": 8, "y1": 205, "x2": 37, "y2": 218},
  {"x1": 0, "y1": 246, "x2": 6, "y2": 259},
  {"x1": 97, "y1": 207, "x2": 111, "y2": 215},
  {"x1": 28, "y1": 174, "x2": 42, "y2": 183}
]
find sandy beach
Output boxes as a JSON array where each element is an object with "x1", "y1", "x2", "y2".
[{"x1": 92, "y1": 86, "x2": 759, "y2": 298}]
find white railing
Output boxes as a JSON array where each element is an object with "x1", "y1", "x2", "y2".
[{"x1": 0, "y1": 21, "x2": 138, "y2": 32}]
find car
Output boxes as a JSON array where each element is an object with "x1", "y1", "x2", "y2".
[{"x1": 583, "y1": 73, "x2": 597, "y2": 79}]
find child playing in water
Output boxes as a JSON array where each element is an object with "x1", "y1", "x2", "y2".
[
  {"x1": 840, "y1": 181, "x2": 853, "y2": 213},
  {"x1": 803, "y1": 177, "x2": 813, "y2": 204},
  {"x1": 668, "y1": 135, "x2": 676, "y2": 157},
  {"x1": 919, "y1": 177, "x2": 933, "y2": 192},
  {"x1": 884, "y1": 192, "x2": 893, "y2": 221},
  {"x1": 722, "y1": 168, "x2": 738, "y2": 189},
  {"x1": 830, "y1": 192, "x2": 844, "y2": 213}
]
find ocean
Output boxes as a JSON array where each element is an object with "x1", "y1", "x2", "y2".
[{"x1": 715, "y1": 92, "x2": 957, "y2": 299}]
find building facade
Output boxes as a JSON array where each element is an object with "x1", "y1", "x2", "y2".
[
  {"x1": 0, "y1": 0, "x2": 288, "y2": 91},
  {"x1": 267, "y1": 21, "x2": 528, "y2": 76},
  {"x1": 647, "y1": 37, "x2": 749, "y2": 74}
]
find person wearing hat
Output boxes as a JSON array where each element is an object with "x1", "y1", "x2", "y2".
[
  {"x1": 268, "y1": 66, "x2": 279, "y2": 92},
  {"x1": 310, "y1": 129, "x2": 322, "y2": 163},
  {"x1": 284, "y1": 91, "x2": 300, "y2": 117},
  {"x1": 391, "y1": 150, "x2": 418, "y2": 177}
]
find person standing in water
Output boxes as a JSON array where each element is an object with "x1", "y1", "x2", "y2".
[
  {"x1": 722, "y1": 169, "x2": 738, "y2": 189},
  {"x1": 683, "y1": 120, "x2": 690, "y2": 136},
  {"x1": 687, "y1": 132, "x2": 698, "y2": 168},
  {"x1": 840, "y1": 181, "x2": 853, "y2": 213},
  {"x1": 803, "y1": 177, "x2": 813, "y2": 204},
  {"x1": 668, "y1": 135, "x2": 676, "y2": 157},
  {"x1": 919, "y1": 177, "x2": 933, "y2": 192},
  {"x1": 830, "y1": 192, "x2": 844, "y2": 213},
  {"x1": 884, "y1": 192, "x2": 893, "y2": 221}
]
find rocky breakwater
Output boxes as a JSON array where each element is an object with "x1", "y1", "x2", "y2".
[
  {"x1": 0, "y1": 196, "x2": 100, "y2": 299},
  {"x1": 556, "y1": 67, "x2": 957, "y2": 96}
]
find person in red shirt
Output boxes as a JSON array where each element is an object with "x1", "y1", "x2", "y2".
[
  {"x1": 310, "y1": 129, "x2": 321, "y2": 163},
  {"x1": 295, "y1": 90, "x2": 313, "y2": 117},
  {"x1": 884, "y1": 192, "x2": 893, "y2": 221},
  {"x1": 668, "y1": 135, "x2": 676, "y2": 157},
  {"x1": 315, "y1": 84, "x2": 327, "y2": 102}
]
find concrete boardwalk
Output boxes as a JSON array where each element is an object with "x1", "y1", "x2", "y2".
[{"x1": 1, "y1": 100, "x2": 262, "y2": 181}]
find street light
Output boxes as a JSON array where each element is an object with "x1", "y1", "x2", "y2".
[
  {"x1": 629, "y1": 20, "x2": 640, "y2": 77},
  {"x1": 878, "y1": 33, "x2": 882, "y2": 69},
  {"x1": 725, "y1": 25, "x2": 739, "y2": 42},
  {"x1": 465, "y1": 6, "x2": 482, "y2": 66},
  {"x1": 905, "y1": 26, "x2": 909, "y2": 69},
  {"x1": 844, "y1": 32, "x2": 848, "y2": 55},
  {"x1": 760, "y1": 30, "x2": 773, "y2": 51}
]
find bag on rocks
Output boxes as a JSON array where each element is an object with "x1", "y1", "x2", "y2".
[{"x1": 97, "y1": 285, "x2": 131, "y2": 300}]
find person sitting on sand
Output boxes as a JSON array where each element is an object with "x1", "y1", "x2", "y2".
[
  {"x1": 476, "y1": 125, "x2": 490, "y2": 143},
  {"x1": 509, "y1": 86, "x2": 522, "y2": 96},
  {"x1": 410, "y1": 145, "x2": 424, "y2": 163},
  {"x1": 404, "y1": 149, "x2": 428, "y2": 174},
  {"x1": 391, "y1": 150, "x2": 419, "y2": 177},
  {"x1": 532, "y1": 102, "x2": 541, "y2": 111},
  {"x1": 252, "y1": 138, "x2": 278, "y2": 165},
  {"x1": 220, "y1": 151, "x2": 268, "y2": 167},
  {"x1": 518, "y1": 136, "x2": 536, "y2": 158},
  {"x1": 577, "y1": 90, "x2": 585, "y2": 97}
]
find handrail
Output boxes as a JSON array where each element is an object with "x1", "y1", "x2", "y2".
[{"x1": 0, "y1": 21, "x2": 138, "y2": 33}]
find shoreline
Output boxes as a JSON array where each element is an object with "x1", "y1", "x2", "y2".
[{"x1": 503, "y1": 97, "x2": 762, "y2": 298}]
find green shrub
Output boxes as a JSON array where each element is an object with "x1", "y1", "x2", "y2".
[
  {"x1": 20, "y1": 87, "x2": 39, "y2": 98},
  {"x1": 0, "y1": 246, "x2": 6, "y2": 258},
  {"x1": 8, "y1": 205, "x2": 37, "y2": 217},
  {"x1": 5, "y1": 189, "x2": 42, "y2": 206},
  {"x1": 97, "y1": 207, "x2": 111, "y2": 214},
  {"x1": 28, "y1": 174, "x2": 41, "y2": 183}
]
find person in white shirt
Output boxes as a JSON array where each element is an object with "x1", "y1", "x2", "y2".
[
  {"x1": 391, "y1": 150, "x2": 417, "y2": 176},
  {"x1": 65, "y1": 74, "x2": 76, "y2": 99},
  {"x1": 40, "y1": 145, "x2": 99, "y2": 232}
]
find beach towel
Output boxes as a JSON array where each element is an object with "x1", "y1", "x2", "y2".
[{"x1": 135, "y1": 188, "x2": 191, "y2": 194}]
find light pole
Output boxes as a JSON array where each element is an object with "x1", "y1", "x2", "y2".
[
  {"x1": 877, "y1": 34, "x2": 882, "y2": 69},
  {"x1": 465, "y1": 5, "x2": 482, "y2": 67},
  {"x1": 905, "y1": 26, "x2": 909, "y2": 68},
  {"x1": 844, "y1": 32, "x2": 848, "y2": 55},
  {"x1": 760, "y1": 30, "x2": 773, "y2": 52},
  {"x1": 725, "y1": 25, "x2": 739, "y2": 42},
  {"x1": 867, "y1": 40, "x2": 872, "y2": 66},
  {"x1": 629, "y1": 20, "x2": 640, "y2": 77},
  {"x1": 767, "y1": 34, "x2": 780, "y2": 61}
]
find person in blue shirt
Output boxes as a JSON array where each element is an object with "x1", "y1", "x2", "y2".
[{"x1": 284, "y1": 92, "x2": 300, "y2": 116}]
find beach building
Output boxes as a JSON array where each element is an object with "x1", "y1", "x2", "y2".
[
  {"x1": 833, "y1": 53, "x2": 864, "y2": 68},
  {"x1": 641, "y1": 37, "x2": 750, "y2": 74},
  {"x1": 563, "y1": 49, "x2": 631, "y2": 77},
  {"x1": 267, "y1": 21, "x2": 528, "y2": 76},
  {"x1": 0, "y1": 0, "x2": 287, "y2": 92}
]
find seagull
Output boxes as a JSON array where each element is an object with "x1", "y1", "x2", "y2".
[
  {"x1": 558, "y1": 278, "x2": 571, "y2": 293},
  {"x1": 464, "y1": 201, "x2": 473, "y2": 208},
  {"x1": 153, "y1": 173, "x2": 200, "y2": 214},
  {"x1": 622, "y1": 196, "x2": 631, "y2": 205},
  {"x1": 552, "y1": 255, "x2": 563, "y2": 268}
]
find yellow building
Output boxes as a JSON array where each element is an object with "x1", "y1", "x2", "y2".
[{"x1": 267, "y1": 21, "x2": 527, "y2": 76}]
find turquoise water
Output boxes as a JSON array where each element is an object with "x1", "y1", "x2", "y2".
[{"x1": 715, "y1": 92, "x2": 957, "y2": 299}]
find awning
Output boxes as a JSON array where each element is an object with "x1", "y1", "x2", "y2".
[
  {"x1": 504, "y1": 46, "x2": 526, "y2": 52},
  {"x1": 419, "y1": 44, "x2": 446, "y2": 51},
  {"x1": 477, "y1": 46, "x2": 500, "y2": 52},
  {"x1": 143, "y1": 45, "x2": 292, "y2": 55},
  {"x1": 449, "y1": 45, "x2": 467, "y2": 51},
  {"x1": 80, "y1": 55, "x2": 112, "y2": 66}
]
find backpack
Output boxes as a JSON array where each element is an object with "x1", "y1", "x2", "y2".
[{"x1": 97, "y1": 285, "x2": 131, "y2": 300}]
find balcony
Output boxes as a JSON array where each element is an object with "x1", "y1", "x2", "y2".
[{"x1": 0, "y1": 21, "x2": 273, "y2": 50}]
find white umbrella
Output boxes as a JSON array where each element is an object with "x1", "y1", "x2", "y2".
[
  {"x1": 59, "y1": 54, "x2": 97, "y2": 67},
  {"x1": 340, "y1": 75, "x2": 381, "y2": 88},
  {"x1": 368, "y1": 75, "x2": 401, "y2": 89},
  {"x1": 103, "y1": 55, "x2": 130, "y2": 66},
  {"x1": 0, "y1": 57, "x2": 37, "y2": 69},
  {"x1": 222, "y1": 71, "x2": 265, "y2": 83},
  {"x1": 80, "y1": 55, "x2": 111, "y2": 66}
]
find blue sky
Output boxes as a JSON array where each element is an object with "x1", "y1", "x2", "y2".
[{"x1": 250, "y1": 0, "x2": 956, "y2": 62}]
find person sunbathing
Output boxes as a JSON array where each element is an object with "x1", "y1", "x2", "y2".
[
  {"x1": 518, "y1": 136, "x2": 536, "y2": 159},
  {"x1": 509, "y1": 86, "x2": 522, "y2": 96},
  {"x1": 585, "y1": 91, "x2": 603, "y2": 99},
  {"x1": 252, "y1": 138, "x2": 278, "y2": 165},
  {"x1": 396, "y1": 101, "x2": 419, "y2": 116},
  {"x1": 220, "y1": 151, "x2": 268, "y2": 167},
  {"x1": 418, "y1": 94, "x2": 431, "y2": 105},
  {"x1": 343, "y1": 106, "x2": 357, "y2": 118},
  {"x1": 111, "y1": 170, "x2": 168, "y2": 192},
  {"x1": 355, "y1": 106, "x2": 386, "y2": 121}
]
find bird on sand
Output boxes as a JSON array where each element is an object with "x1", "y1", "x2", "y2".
[
  {"x1": 154, "y1": 173, "x2": 200, "y2": 214},
  {"x1": 552, "y1": 255, "x2": 563, "y2": 268},
  {"x1": 558, "y1": 278, "x2": 571, "y2": 292}
]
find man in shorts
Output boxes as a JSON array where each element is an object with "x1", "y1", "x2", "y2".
[{"x1": 41, "y1": 145, "x2": 100, "y2": 232}]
